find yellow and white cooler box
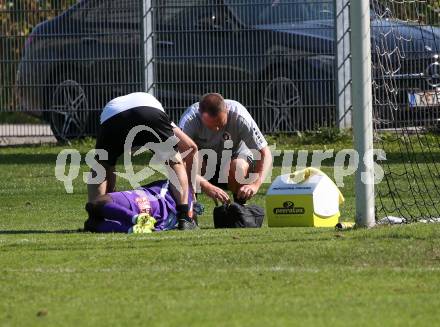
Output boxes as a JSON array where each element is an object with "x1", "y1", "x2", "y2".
[{"x1": 266, "y1": 168, "x2": 344, "y2": 227}]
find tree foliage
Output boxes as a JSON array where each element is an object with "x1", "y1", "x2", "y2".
[
  {"x1": 0, "y1": 0, "x2": 76, "y2": 110},
  {"x1": 376, "y1": 0, "x2": 440, "y2": 25}
]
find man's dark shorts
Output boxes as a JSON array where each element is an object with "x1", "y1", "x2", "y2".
[
  {"x1": 95, "y1": 106, "x2": 174, "y2": 166},
  {"x1": 207, "y1": 154, "x2": 255, "y2": 190}
]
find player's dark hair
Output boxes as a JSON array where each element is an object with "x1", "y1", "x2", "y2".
[{"x1": 199, "y1": 93, "x2": 226, "y2": 117}]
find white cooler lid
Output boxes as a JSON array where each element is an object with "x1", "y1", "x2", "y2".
[
  {"x1": 313, "y1": 176, "x2": 340, "y2": 217},
  {"x1": 267, "y1": 174, "x2": 321, "y2": 195}
]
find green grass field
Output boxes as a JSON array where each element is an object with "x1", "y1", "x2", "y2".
[{"x1": 1, "y1": 138, "x2": 440, "y2": 326}]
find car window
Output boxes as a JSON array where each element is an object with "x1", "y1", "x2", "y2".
[
  {"x1": 225, "y1": 0, "x2": 334, "y2": 25},
  {"x1": 155, "y1": 0, "x2": 187, "y2": 26},
  {"x1": 155, "y1": 0, "x2": 209, "y2": 30},
  {"x1": 85, "y1": 0, "x2": 140, "y2": 25},
  {"x1": 194, "y1": 5, "x2": 237, "y2": 30}
]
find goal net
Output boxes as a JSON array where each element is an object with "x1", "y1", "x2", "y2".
[{"x1": 370, "y1": 0, "x2": 440, "y2": 222}]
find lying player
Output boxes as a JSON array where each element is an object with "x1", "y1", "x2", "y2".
[{"x1": 84, "y1": 179, "x2": 198, "y2": 233}]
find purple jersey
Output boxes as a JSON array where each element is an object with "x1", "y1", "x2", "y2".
[{"x1": 104, "y1": 180, "x2": 193, "y2": 232}]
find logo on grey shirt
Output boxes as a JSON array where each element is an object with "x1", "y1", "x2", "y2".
[{"x1": 222, "y1": 132, "x2": 232, "y2": 141}]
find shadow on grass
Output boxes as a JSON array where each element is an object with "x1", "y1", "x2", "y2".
[
  {"x1": 0, "y1": 153, "x2": 153, "y2": 166},
  {"x1": 0, "y1": 229, "x2": 83, "y2": 235},
  {"x1": 2, "y1": 151, "x2": 440, "y2": 166},
  {"x1": 0, "y1": 153, "x2": 61, "y2": 165}
]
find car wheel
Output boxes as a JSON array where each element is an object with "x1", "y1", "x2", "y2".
[
  {"x1": 50, "y1": 79, "x2": 89, "y2": 141},
  {"x1": 262, "y1": 76, "x2": 303, "y2": 132}
]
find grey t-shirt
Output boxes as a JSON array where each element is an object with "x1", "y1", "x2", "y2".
[{"x1": 179, "y1": 100, "x2": 267, "y2": 163}]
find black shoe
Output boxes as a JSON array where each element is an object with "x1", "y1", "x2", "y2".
[
  {"x1": 83, "y1": 217, "x2": 99, "y2": 232},
  {"x1": 178, "y1": 217, "x2": 199, "y2": 230}
]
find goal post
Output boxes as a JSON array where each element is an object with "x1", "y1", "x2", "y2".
[
  {"x1": 142, "y1": 0, "x2": 154, "y2": 95},
  {"x1": 350, "y1": 0, "x2": 376, "y2": 228}
]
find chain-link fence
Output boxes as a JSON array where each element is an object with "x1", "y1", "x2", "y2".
[
  {"x1": 1, "y1": 0, "x2": 337, "y2": 141},
  {"x1": 371, "y1": 0, "x2": 440, "y2": 129},
  {"x1": 153, "y1": 0, "x2": 336, "y2": 132},
  {"x1": 1, "y1": 0, "x2": 144, "y2": 142},
  {"x1": 2, "y1": 0, "x2": 439, "y2": 142}
]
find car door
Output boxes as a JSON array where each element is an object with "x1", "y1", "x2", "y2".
[
  {"x1": 154, "y1": 0, "x2": 208, "y2": 111},
  {"x1": 186, "y1": 1, "x2": 254, "y2": 102},
  {"x1": 82, "y1": 0, "x2": 142, "y2": 109},
  {"x1": 154, "y1": 0, "x2": 251, "y2": 111}
]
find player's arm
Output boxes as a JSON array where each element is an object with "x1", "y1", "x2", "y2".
[
  {"x1": 87, "y1": 164, "x2": 116, "y2": 202},
  {"x1": 196, "y1": 174, "x2": 230, "y2": 204},
  {"x1": 179, "y1": 114, "x2": 229, "y2": 204},
  {"x1": 167, "y1": 154, "x2": 189, "y2": 209},
  {"x1": 173, "y1": 126, "x2": 198, "y2": 198},
  {"x1": 236, "y1": 146, "x2": 272, "y2": 201},
  {"x1": 236, "y1": 117, "x2": 272, "y2": 201}
]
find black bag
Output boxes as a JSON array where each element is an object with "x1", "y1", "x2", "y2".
[{"x1": 213, "y1": 203, "x2": 264, "y2": 228}]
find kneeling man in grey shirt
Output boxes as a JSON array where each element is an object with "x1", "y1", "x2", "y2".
[{"x1": 179, "y1": 93, "x2": 272, "y2": 204}]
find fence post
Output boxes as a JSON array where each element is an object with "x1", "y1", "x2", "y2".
[
  {"x1": 350, "y1": 0, "x2": 375, "y2": 227},
  {"x1": 142, "y1": 0, "x2": 154, "y2": 95},
  {"x1": 335, "y1": 0, "x2": 352, "y2": 129}
]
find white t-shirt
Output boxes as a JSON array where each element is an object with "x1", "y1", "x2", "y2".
[
  {"x1": 100, "y1": 92, "x2": 165, "y2": 124},
  {"x1": 179, "y1": 99, "x2": 267, "y2": 160}
]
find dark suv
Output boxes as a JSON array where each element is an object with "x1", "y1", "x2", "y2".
[
  {"x1": 16, "y1": 0, "x2": 143, "y2": 140},
  {"x1": 16, "y1": 0, "x2": 440, "y2": 140}
]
